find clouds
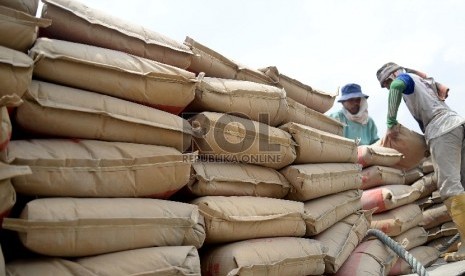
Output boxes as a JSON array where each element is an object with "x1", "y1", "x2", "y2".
[{"x1": 41, "y1": 0, "x2": 465, "y2": 135}]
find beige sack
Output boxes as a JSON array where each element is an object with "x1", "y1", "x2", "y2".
[
  {"x1": 190, "y1": 112, "x2": 296, "y2": 169},
  {"x1": 188, "y1": 76, "x2": 288, "y2": 126},
  {"x1": 388, "y1": 246, "x2": 439, "y2": 276},
  {"x1": 191, "y1": 196, "x2": 305, "y2": 244},
  {"x1": 420, "y1": 156, "x2": 435, "y2": 174},
  {"x1": 361, "y1": 184, "x2": 421, "y2": 214},
  {"x1": 282, "y1": 97, "x2": 344, "y2": 136},
  {"x1": 361, "y1": 166, "x2": 405, "y2": 190},
  {"x1": 420, "y1": 203, "x2": 451, "y2": 230},
  {"x1": 41, "y1": 0, "x2": 193, "y2": 69},
  {"x1": 16, "y1": 81, "x2": 192, "y2": 152},
  {"x1": 371, "y1": 203, "x2": 423, "y2": 236},
  {"x1": 281, "y1": 163, "x2": 362, "y2": 201},
  {"x1": 392, "y1": 226, "x2": 428, "y2": 251},
  {"x1": 0, "y1": 0, "x2": 39, "y2": 15},
  {"x1": 30, "y1": 38, "x2": 197, "y2": 114},
  {"x1": 379, "y1": 124, "x2": 428, "y2": 171},
  {"x1": 404, "y1": 167, "x2": 424, "y2": 185},
  {"x1": 334, "y1": 239, "x2": 398, "y2": 276},
  {"x1": 280, "y1": 122, "x2": 358, "y2": 164},
  {"x1": 314, "y1": 211, "x2": 372, "y2": 274},
  {"x1": 6, "y1": 246, "x2": 201, "y2": 276},
  {"x1": 0, "y1": 95, "x2": 22, "y2": 150},
  {"x1": 260, "y1": 66, "x2": 337, "y2": 113},
  {"x1": 0, "y1": 162, "x2": 31, "y2": 222},
  {"x1": 357, "y1": 145, "x2": 404, "y2": 168},
  {"x1": 0, "y1": 6, "x2": 50, "y2": 52},
  {"x1": 427, "y1": 235, "x2": 460, "y2": 254},
  {"x1": 2, "y1": 198, "x2": 206, "y2": 257},
  {"x1": 184, "y1": 37, "x2": 277, "y2": 85},
  {"x1": 427, "y1": 221, "x2": 457, "y2": 242},
  {"x1": 0, "y1": 46, "x2": 33, "y2": 98},
  {"x1": 303, "y1": 190, "x2": 363, "y2": 236},
  {"x1": 3, "y1": 139, "x2": 195, "y2": 198},
  {"x1": 201, "y1": 237, "x2": 325, "y2": 276},
  {"x1": 187, "y1": 162, "x2": 290, "y2": 198},
  {"x1": 411, "y1": 172, "x2": 437, "y2": 200}
]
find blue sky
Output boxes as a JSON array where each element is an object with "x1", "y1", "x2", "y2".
[{"x1": 39, "y1": 0, "x2": 465, "y2": 136}]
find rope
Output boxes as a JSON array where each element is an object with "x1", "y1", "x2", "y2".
[
  {"x1": 437, "y1": 233, "x2": 461, "y2": 253},
  {"x1": 365, "y1": 229, "x2": 430, "y2": 276}
]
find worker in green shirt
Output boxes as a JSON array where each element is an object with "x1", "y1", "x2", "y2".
[
  {"x1": 377, "y1": 62, "x2": 465, "y2": 262},
  {"x1": 329, "y1": 83, "x2": 379, "y2": 145}
]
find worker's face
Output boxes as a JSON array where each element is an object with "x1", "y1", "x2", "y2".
[{"x1": 342, "y1": 97, "x2": 361, "y2": 114}]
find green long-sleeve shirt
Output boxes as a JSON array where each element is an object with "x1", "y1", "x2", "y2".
[{"x1": 387, "y1": 79, "x2": 405, "y2": 129}]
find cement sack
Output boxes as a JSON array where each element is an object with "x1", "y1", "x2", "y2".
[
  {"x1": 16, "y1": 81, "x2": 192, "y2": 152},
  {"x1": 0, "y1": 162, "x2": 31, "y2": 224},
  {"x1": 0, "y1": 0, "x2": 39, "y2": 15},
  {"x1": 378, "y1": 124, "x2": 428, "y2": 171},
  {"x1": 0, "y1": 46, "x2": 33, "y2": 98},
  {"x1": 427, "y1": 236, "x2": 460, "y2": 254},
  {"x1": 411, "y1": 172, "x2": 437, "y2": 200},
  {"x1": 260, "y1": 66, "x2": 337, "y2": 113},
  {"x1": 333, "y1": 239, "x2": 398, "y2": 276},
  {"x1": 0, "y1": 95, "x2": 22, "y2": 150},
  {"x1": 357, "y1": 145, "x2": 404, "y2": 168},
  {"x1": 419, "y1": 203, "x2": 451, "y2": 230},
  {"x1": 3, "y1": 139, "x2": 195, "y2": 198},
  {"x1": 361, "y1": 184, "x2": 422, "y2": 214},
  {"x1": 29, "y1": 38, "x2": 197, "y2": 114},
  {"x1": 392, "y1": 226, "x2": 428, "y2": 251},
  {"x1": 303, "y1": 190, "x2": 362, "y2": 236},
  {"x1": 282, "y1": 97, "x2": 344, "y2": 136},
  {"x1": 2, "y1": 198, "x2": 206, "y2": 257},
  {"x1": 361, "y1": 166, "x2": 405, "y2": 190},
  {"x1": 188, "y1": 76, "x2": 288, "y2": 126},
  {"x1": 314, "y1": 211, "x2": 371, "y2": 274},
  {"x1": 200, "y1": 237, "x2": 325, "y2": 276},
  {"x1": 280, "y1": 122, "x2": 358, "y2": 164},
  {"x1": 187, "y1": 161, "x2": 290, "y2": 198},
  {"x1": 190, "y1": 112, "x2": 296, "y2": 169},
  {"x1": 427, "y1": 221, "x2": 457, "y2": 242},
  {"x1": 40, "y1": 0, "x2": 194, "y2": 69},
  {"x1": 371, "y1": 204, "x2": 423, "y2": 237},
  {"x1": 184, "y1": 37, "x2": 277, "y2": 85},
  {"x1": 0, "y1": 6, "x2": 50, "y2": 52},
  {"x1": 6, "y1": 246, "x2": 201, "y2": 276},
  {"x1": 281, "y1": 163, "x2": 362, "y2": 201},
  {"x1": 388, "y1": 246, "x2": 439, "y2": 276},
  {"x1": 420, "y1": 156, "x2": 435, "y2": 174},
  {"x1": 191, "y1": 196, "x2": 305, "y2": 244},
  {"x1": 404, "y1": 167, "x2": 424, "y2": 185}
]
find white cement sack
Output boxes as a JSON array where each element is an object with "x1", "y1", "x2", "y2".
[
  {"x1": 191, "y1": 196, "x2": 305, "y2": 244},
  {"x1": 0, "y1": 95, "x2": 22, "y2": 150},
  {"x1": 357, "y1": 145, "x2": 404, "y2": 168},
  {"x1": 411, "y1": 172, "x2": 437, "y2": 200},
  {"x1": 16, "y1": 81, "x2": 192, "y2": 152},
  {"x1": 281, "y1": 163, "x2": 362, "y2": 201},
  {"x1": 201, "y1": 237, "x2": 325, "y2": 276},
  {"x1": 187, "y1": 162, "x2": 290, "y2": 198},
  {"x1": 282, "y1": 97, "x2": 344, "y2": 136},
  {"x1": 190, "y1": 112, "x2": 296, "y2": 169},
  {"x1": 0, "y1": 0, "x2": 39, "y2": 15},
  {"x1": 392, "y1": 226, "x2": 428, "y2": 251},
  {"x1": 29, "y1": 38, "x2": 197, "y2": 114},
  {"x1": 303, "y1": 190, "x2": 363, "y2": 236},
  {"x1": 0, "y1": 46, "x2": 33, "y2": 98},
  {"x1": 388, "y1": 246, "x2": 439, "y2": 276},
  {"x1": 0, "y1": 162, "x2": 31, "y2": 223},
  {"x1": 41, "y1": 0, "x2": 193, "y2": 69},
  {"x1": 361, "y1": 165, "x2": 405, "y2": 190},
  {"x1": 2, "y1": 198, "x2": 206, "y2": 257},
  {"x1": 361, "y1": 184, "x2": 421, "y2": 214},
  {"x1": 0, "y1": 6, "x2": 50, "y2": 52},
  {"x1": 280, "y1": 122, "x2": 358, "y2": 164},
  {"x1": 371, "y1": 204, "x2": 423, "y2": 237},
  {"x1": 260, "y1": 66, "x2": 337, "y2": 113},
  {"x1": 314, "y1": 211, "x2": 371, "y2": 274},
  {"x1": 184, "y1": 37, "x2": 277, "y2": 85},
  {"x1": 5, "y1": 246, "x2": 201, "y2": 276},
  {"x1": 189, "y1": 76, "x2": 288, "y2": 126},
  {"x1": 420, "y1": 203, "x2": 451, "y2": 230},
  {"x1": 3, "y1": 139, "x2": 195, "y2": 198}
]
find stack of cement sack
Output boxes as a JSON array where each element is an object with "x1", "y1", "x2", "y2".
[{"x1": 0, "y1": 0, "x2": 205, "y2": 274}]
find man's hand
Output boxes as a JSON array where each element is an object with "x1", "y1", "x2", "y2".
[{"x1": 386, "y1": 124, "x2": 400, "y2": 140}]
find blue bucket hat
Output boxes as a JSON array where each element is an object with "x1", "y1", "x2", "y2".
[{"x1": 338, "y1": 83, "x2": 369, "y2": 102}]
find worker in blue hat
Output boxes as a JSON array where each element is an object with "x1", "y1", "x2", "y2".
[{"x1": 329, "y1": 83, "x2": 379, "y2": 145}]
